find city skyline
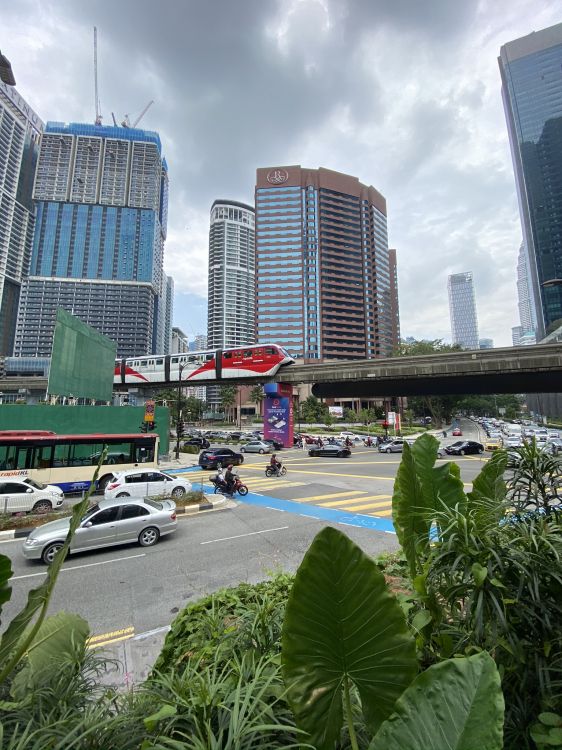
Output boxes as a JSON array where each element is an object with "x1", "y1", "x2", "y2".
[{"x1": 3, "y1": 1, "x2": 562, "y2": 346}]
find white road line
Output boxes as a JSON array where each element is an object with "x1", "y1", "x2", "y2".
[
  {"x1": 12, "y1": 553, "x2": 146, "y2": 581},
  {"x1": 200, "y1": 526, "x2": 289, "y2": 545}
]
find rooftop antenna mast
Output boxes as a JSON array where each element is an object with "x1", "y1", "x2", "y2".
[{"x1": 93, "y1": 27, "x2": 102, "y2": 125}]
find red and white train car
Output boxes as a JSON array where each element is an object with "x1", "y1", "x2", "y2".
[{"x1": 114, "y1": 344, "x2": 295, "y2": 385}]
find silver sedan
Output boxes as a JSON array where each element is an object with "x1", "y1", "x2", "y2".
[
  {"x1": 240, "y1": 440, "x2": 272, "y2": 454},
  {"x1": 22, "y1": 497, "x2": 177, "y2": 564}
]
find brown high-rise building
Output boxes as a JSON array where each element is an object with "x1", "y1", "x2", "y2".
[
  {"x1": 255, "y1": 165, "x2": 398, "y2": 361},
  {"x1": 389, "y1": 248, "x2": 400, "y2": 351}
]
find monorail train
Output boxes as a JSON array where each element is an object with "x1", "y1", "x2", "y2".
[{"x1": 114, "y1": 344, "x2": 295, "y2": 385}]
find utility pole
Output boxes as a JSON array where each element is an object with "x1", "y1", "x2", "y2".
[{"x1": 175, "y1": 362, "x2": 187, "y2": 460}]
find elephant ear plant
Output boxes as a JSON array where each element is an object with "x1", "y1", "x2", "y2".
[
  {"x1": 281, "y1": 526, "x2": 505, "y2": 750},
  {"x1": 0, "y1": 451, "x2": 106, "y2": 701}
]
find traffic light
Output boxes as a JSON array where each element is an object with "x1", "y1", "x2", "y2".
[
  {"x1": 139, "y1": 423, "x2": 148, "y2": 433},
  {"x1": 176, "y1": 421, "x2": 183, "y2": 438}
]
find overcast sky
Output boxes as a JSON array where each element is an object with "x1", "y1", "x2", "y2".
[{"x1": 4, "y1": 0, "x2": 560, "y2": 346}]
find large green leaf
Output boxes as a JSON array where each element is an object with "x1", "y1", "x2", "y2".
[
  {"x1": 393, "y1": 438, "x2": 433, "y2": 577},
  {"x1": 369, "y1": 651, "x2": 504, "y2": 750},
  {"x1": 0, "y1": 452, "x2": 106, "y2": 685},
  {"x1": 393, "y1": 434, "x2": 466, "y2": 577},
  {"x1": 281, "y1": 527, "x2": 417, "y2": 750},
  {"x1": 10, "y1": 611, "x2": 89, "y2": 700},
  {"x1": 0, "y1": 555, "x2": 12, "y2": 624}
]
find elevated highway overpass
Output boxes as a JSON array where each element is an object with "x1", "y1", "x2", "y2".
[{"x1": 279, "y1": 343, "x2": 562, "y2": 398}]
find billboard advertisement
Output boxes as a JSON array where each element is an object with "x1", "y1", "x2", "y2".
[
  {"x1": 329, "y1": 406, "x2": 343, "y2": 417},
  {"x1": 263, "y1": 383, "x2": 294, "y2": 448},
  {"x1": 48, "y1": 308, "x2": 116, "y2": 402}
]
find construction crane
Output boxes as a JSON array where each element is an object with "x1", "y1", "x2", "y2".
[
  {"x1": 121, "y1": 100, "x2": 154, "y2": 129},
  {"x1": 93, "y1": 27, "x2": 102, "y2": 125}
]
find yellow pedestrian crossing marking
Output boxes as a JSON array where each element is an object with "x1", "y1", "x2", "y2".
[
  {"x1": 319, "y1": 494, "x2": 391, "y2": 508},
  {"x1": 294, "y1": 490, "x2": 366, "y2": 503},
  {"x1": 177, "y1": 468, "x2": 399, "y2": 520},
  {"x1": 342, "y1": 501, "x2": 392, "y2": 513}
]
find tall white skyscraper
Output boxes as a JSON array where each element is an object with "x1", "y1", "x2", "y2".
[
  {"x1": 514, "y1": 242, "x2": 537, "y2": 344},
  {"x1": 207, "y1": 200, "x2": 255, "y2": 349},
  {"x1": 448, "y1": 272, "x2": 479, "y2": 350},
  {"x1": 0, "y1": 82, "x2": 43, "y2": 354},
  {"x1": 206, "y1": 200, "x2": 255, "y2": 409}
]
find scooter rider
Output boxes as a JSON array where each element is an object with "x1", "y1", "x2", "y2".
[
  {"x1": 270, "y1": 453, "x2": 282, "y2": 476},
  {"x1": 224, "y1": 464, "x2": 236, "y2": 494}
]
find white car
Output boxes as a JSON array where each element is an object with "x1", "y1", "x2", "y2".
[
  {"x1": 104, "y1": 469, "x2": 191, "y2": 500},
  {"x1": 0, "y1": 477, "x2": 64, "y2": 514}
]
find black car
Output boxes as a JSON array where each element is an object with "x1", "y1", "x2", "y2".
[
  {"x1": 263, "y1": 438, "x2": 284, "y2": 451},
  {"x1": 198, "y1": 447, "x2": 244, "y2": 469},
  {"x1": 444, "y1": 440, "x2": 484, "y2": 456},
  {"x1": 183, "y1": 437, "x2": 210, "y2": 450},
  {"x1": 308, "y1": 445, "x2": 351, "y2": 458}
]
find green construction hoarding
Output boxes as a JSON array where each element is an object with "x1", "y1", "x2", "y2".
[{"x1": 48, "y1": 309, "x2": 116, "y2": 402}]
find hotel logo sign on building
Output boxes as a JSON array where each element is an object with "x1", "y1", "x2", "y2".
[{"x1": 266, "y1": 169, "x2": 289, "y2": 185}]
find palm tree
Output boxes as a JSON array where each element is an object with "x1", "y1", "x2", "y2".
[
  {"x1": 249, "y1": 385, "x2": 264, "y2": 417},
  {"x1": 507, "y1": 439, "x2": 562, "y2": 511},
  {"x1": 219, "y1": 385, "x2": 237, "y2": 423}
]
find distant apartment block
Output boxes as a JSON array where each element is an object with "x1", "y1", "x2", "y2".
[{"x1": 171, "y1": 326, "x2": 189, "y2": 353}]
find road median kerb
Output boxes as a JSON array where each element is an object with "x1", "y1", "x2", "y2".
[{"x1": 0, "y1": 495, "x2": 231, "y2": 540}]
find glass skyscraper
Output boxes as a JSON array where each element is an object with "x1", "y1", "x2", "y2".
[
  {"x1": 499, "y1": 23, "x2": 562, "y2": 338},
  {"x1": 448, "y1": 272, "x2": 479, "y2": 350},
  {"x1": 0, "y1": 81, "x2": 43, "y2": 355},
  {"x1": 14, "y1": 121, "x2": 171, "y2": 358},
  {"x1": 255, "y1": 166, "x2": 399, "y2": 361}
]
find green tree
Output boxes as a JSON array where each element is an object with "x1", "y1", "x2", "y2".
[
  {"x1": 395, "y1": 339, "x2": 479, "y2": 427},
  {"x1": 300, "y1": 395, "x2": 327, "y2": 424},
  {"x1": 219, "y1": 385, "x2": 237, "y2": 423}
]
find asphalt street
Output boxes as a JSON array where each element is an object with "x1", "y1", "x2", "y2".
[{"x1": 0, "y1": 419, "x2": 487, "y2": 650}]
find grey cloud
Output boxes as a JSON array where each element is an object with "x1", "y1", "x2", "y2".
[{"x1": 4, "y1": 0, "x2": 561, "y2": 345}]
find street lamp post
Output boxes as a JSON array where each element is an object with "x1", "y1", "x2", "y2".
[{"x1": 175, "y1": 362, "x2": 188, "y2": 460}]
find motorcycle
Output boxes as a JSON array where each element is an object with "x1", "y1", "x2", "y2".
[
  {"x1": 265, "y1": 464, "x2": 287, "y2": 477},
  {"x1": 210, "y1": 474, "x2": 249, "y2": 497}
]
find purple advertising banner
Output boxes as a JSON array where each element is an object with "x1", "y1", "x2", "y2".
[{"x1": 263, "y1": 383, "x2": 294, "y2": 448}]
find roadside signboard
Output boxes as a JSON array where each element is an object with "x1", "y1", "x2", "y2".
[{"x1": 144, "y1": 400, "x2": 155, "y2": 423}]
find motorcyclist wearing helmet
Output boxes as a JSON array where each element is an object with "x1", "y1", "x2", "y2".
[
  {"x1": 270, "y1": 453, "x2": 282, "y2": 476},
  {"x1": 224, "y1": 464, "x2": 236, "y2": 494}
]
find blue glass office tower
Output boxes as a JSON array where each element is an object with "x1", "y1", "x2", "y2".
[
  {"x1": 499, "y1": 23, "x2": 562, "y2": 338},
  {"x1": 14, "y1": 122, "x2": 171, "y2": 357}
]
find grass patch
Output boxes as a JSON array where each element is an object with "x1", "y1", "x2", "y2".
[
  {"x1": 0, "y1": 510, "x2": 71, "y2": 531},
  {"x1": 174, "y1": 489, "x2": 211, "y2": 507}
]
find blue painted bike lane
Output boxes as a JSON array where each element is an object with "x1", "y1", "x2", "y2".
[{"x1": 172, "y1": 467, "x2": 396, "y2": 534}]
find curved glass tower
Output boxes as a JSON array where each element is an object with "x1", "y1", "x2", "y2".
[{"x1": 499, "y1": 23, "x2": 562, "y2": 338}]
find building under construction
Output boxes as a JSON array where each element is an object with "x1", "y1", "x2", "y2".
[{"x1": 14, "y1": 121, "x2": 172, "y2": 358}]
